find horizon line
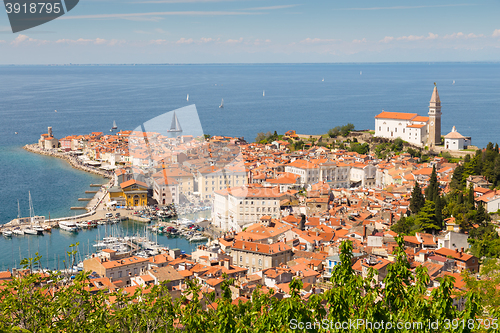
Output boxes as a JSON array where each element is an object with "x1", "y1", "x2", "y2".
[{"x1": 1, "y1": 61, "x2": 500, "y2": 66}]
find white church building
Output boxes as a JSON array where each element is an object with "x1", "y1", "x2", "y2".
[
  {"x1": 444, "y1": 126, "x2": 471, "y2": 150},
  {"x1": 374, "y1": 85, "x2": 442, "y2": 147}
]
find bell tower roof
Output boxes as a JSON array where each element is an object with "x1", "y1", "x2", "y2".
[{"x1": 430, "y1": 84, "x2": 440, "y2": 104}]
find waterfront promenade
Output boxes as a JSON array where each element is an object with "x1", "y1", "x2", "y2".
[{"x1": 23, "y1": 144, "x2": 113, "y2": 179}]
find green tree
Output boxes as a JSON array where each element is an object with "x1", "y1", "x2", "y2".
[
  {"x1": 425, "y1": 165, "x2": 440, "y2": 202},
  {"x1": 410, "y1": 181, "x2": 425, "y2": 214},
  {"x1": 416, "y1": 200, "x2": 441, "y2": 232},
  {"x1": 391, "y1": 216, "x2": 417, "y2": 236}
]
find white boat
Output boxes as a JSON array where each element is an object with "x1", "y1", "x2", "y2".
[
  {"x1": 59, "y1": 221, "x2": 78, "y2": 232},
  {"x1": 76, "y1": 221, "x2": 90, "y2": 228},
  {"x1": 360, "y1": 71, "x2": 362, "y2": 75},
  {"x1": 178, "y1": 218, "x2": 193, "y2": 226},
  {"x1": 187, "y1": 94, "x2": 189, "y2": 101},
  {"x1": 24, "y1": 228, "x2": 38, "y2": 235},
  {"x1": 453, "y1": 80, "x2": 455, "y2": 85},
  {"x1": 190, "y1": 235, "x2": 208, "y2": 242},
  {"x1": 2, "y1": 230, "x2": 12, "y2": 237},
  {"x1": 322, "y1": 78, "x2": 324, "y2": 82},
  {"x1": 93, "y1": 242, "x2": 106, "y2": 248},
  {"x1": 33, "y1": 226, "x2": 45, "y2": 235},
  {"x1": 263, "y1": 90, "x2": 265, "y2": 97},
  {"x1": 12, "y1": 228, "x2": 24, "y2": 235},
  {"x1": 219, "y1": 98, "x2": 224, "y2": 108},
  {"x1": 112, "y1": 120, "x2": 117, "y2": 130},
  {"x1": 167, "y1": 111, "x2": 183, "y2": 132}
]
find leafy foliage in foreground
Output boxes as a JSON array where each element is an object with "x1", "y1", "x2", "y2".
[{"x1": 0, "y1": 238, "x2": 496, "y2": 332}]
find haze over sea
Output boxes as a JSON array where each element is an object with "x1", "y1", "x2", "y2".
[{"x1": 1, "y1": 62, "x2": 500, "y2": 224}]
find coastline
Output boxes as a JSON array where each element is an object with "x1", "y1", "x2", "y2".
[
  {"x1": 23, "y1": 144, "x2": 113, "y2": 179},
  {"x1": 1, "y1": 145, "x2": 116, "y2": 230}
]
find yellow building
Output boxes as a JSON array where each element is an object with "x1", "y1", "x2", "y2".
[
  {"x1": 108, "y1": 185, "x2": 126, "y2": 206},
  {"x1": 120, "y1": 179, "x2": 148, "y2": 207}
]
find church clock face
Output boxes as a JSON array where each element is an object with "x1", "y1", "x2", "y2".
[{"x1": 430, "y1": 121, "x2": 434, "y2": 126}]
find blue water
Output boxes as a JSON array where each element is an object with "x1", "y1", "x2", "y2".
[
  {"x1": 0, "y1": 63, "x2": 499, "y2": 265},
  {"x1": 0, "y1": 213, "x2": 210, "y2": 271}
]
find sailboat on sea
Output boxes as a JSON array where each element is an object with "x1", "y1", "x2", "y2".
[
  {"x1": 219, "y1": 98, "x2": 224, "y2": 108},
  {"x1": 263, "y1": 90, "x2": 265, "y2": 97},
  {"x1": 110, "y1": 120, "x2": 117, "y2": 132},
  {"x1": 452, "y1": 80, "x2": 455, "y2": 85},
  {"x1": 187, "y1": 94, "x2": 189, "y2": 102},
  {"x1": 167, "y1": 111, "x2": 183, "y2": 132},
  {"x1": 322, "y1": 78, "x2": 324, "y2": 82}
]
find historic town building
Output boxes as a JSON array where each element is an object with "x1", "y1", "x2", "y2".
[
  {"x1": 375, "y1": 85, "x2": 442, "y2": 147},
  {"x1": 444, "y1": 126, "x2": 471, "y2": 150}
]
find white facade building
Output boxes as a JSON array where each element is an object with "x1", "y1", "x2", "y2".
[
  {"x1": 374, "y1": 86, "x2": 443, "y2": 147},
  {"x1": 349, "y1": 163, "x2": 377, "y2": 188},
  {"x1": 444, "y1": 126, "x2": 470, "y2": 151},
  {"x1": 284, "y1": 160, "x2": 320, "y2": 185},
  {"x1": 374, "y1": 111, "x2": 429, "y2": 146},
  {"x1": 212, "y1": 186, "x2": 282, "y2": 231}
]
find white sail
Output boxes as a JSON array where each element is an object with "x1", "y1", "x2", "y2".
[
  {"x1": 168, "y1": 111, "x2": 182, "y2": 132},
  {"x1": 187, "y1": 94, "x2": 189, "y2": 101},
  {"x1": 112, "y1": 120, "x2": 117, "y2": 130},
  {"x1": 322, "y1": 78, "x2": 324, "y2": 82},
  {"x1": 219, "y1": 98, "x2": 224, "y2": 108},
  {"x1": 263, "y1": 90, "x2": 265, "y2": 97}
]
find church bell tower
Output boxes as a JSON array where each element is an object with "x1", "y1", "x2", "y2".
[{"x1": 428, "y1": 83, "x2": 441, "y2": 146}]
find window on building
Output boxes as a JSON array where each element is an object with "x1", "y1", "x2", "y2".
[
  {"x1": 387, "y1": 127, "x2": 389, "y2": 132},
  {"x1": 258, "y1": 259, "x2": 262, "y2": 266},
  {"x1": 240, "y1": 256, "x2": 243, "y2": 262},
  {"x1": 252, "y1": 258, "x2": 255, "y2": 265},
  {"x1": 118, "y1": 272, "x2": 122, "y2": 278},
  {"x1": 246, "y1": 257, "x2": 249, "y2": 264},
  {"x1": 403, "y1": 129, "x2": 405, "y2": 133},
  {"x1": 395, "y1": 128, "x2": 397, "y2": 132}
]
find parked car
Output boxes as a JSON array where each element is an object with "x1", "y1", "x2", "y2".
[
  {"x1": 105, "y1": 213, "x2": 113, "y2": 218},
  {"x1": 115, "y1": 213, "x2": 121, "y2": 218}
]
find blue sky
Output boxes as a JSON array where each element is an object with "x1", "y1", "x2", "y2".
[{"x1": 1, "y1": 0, "x2": 500, "y2": 63}]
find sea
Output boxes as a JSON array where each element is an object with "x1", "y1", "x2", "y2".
[{"x1": 0, "y1": 63, "x2": 499, "y2": 268}]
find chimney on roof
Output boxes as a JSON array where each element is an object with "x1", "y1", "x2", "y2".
[{"x1": 455, "y1": 249, "x2": 458, "y2": 254}]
